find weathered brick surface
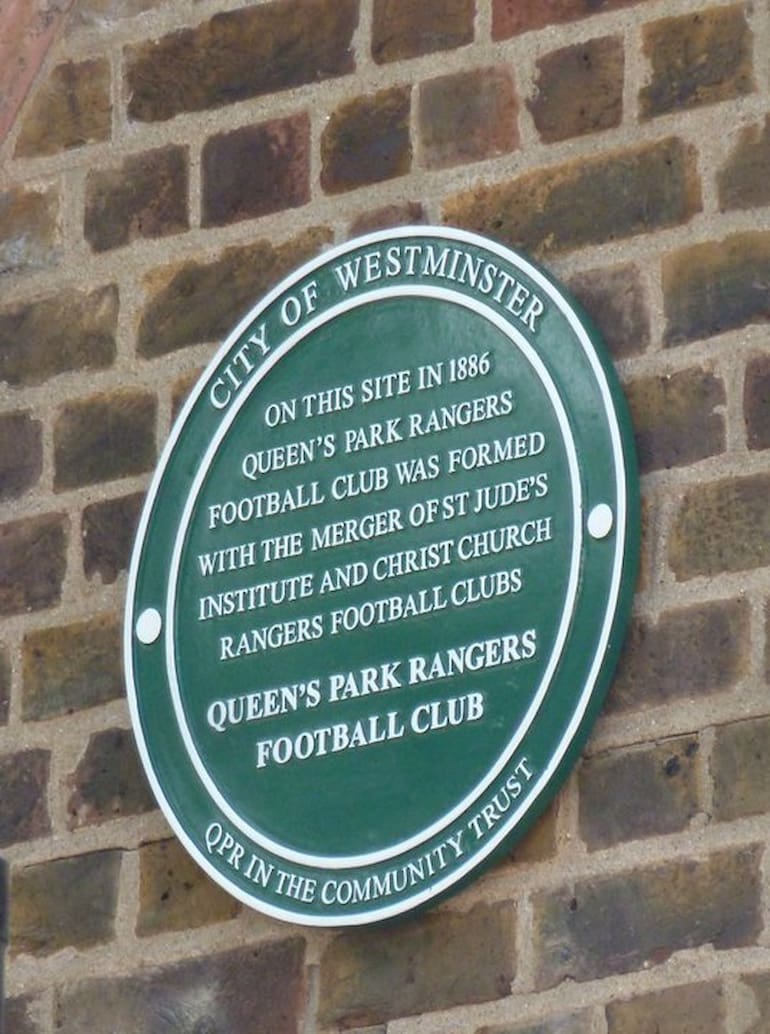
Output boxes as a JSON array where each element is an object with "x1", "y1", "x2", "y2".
[
  {"x1": 82, "y1": 492, "x2": 145, "y2": 583},
  {"x1": 0, "y1": 749, "x2": 51, "y2": 847},
  {"x1": 321, "y1": 87, "x2": 412, "y2": 194},
  {"x1": 372, "y1": 0, "x2": 473, "y2": 63},
  {"x1": 532, "y1": 846, "x2": 762, "y2": 988},
  {"x1": 349, "y1": 202, "x2": 426, "y2": 236},
  {"x1": 625, "y1": 368, "x2": 725, "y2": 473},
  {"x1": 67, "y1": 0, "x2": 164, "y2": 32},
  {"x1": 419, "y1": 68, "x2": 518, "y2": 170},
  {"x1": 137, "y1": 838, "x2": 239, "y2": 936},
  {"x1": 202, "y1": 115, "x2": 310, "y2": 227},
  {"x1": 607, "y1": 598, "x2": 748, "y2": 713},
  {"x1": 528, "y1": 36, "x2": 623, "y2": 143},
  {"x1": 640, "y1": 6, "x2": 754, "y2": 120},
  {"x1": 567, "y1": 263, "x2": 649, "y2": 358},
  {"x1": 0, "y1": 514, "x2": 68, "y2": 617},
  {"x1": 740, "y1": 972, "x2": 770, "y2": 1033},
  {"x1": 663, "y1": 231, "x2": 770, "y2": 345},
  {"x1": 578, "y1": 737, "x2": 699, "y2": 850},
  {"x1": 125, "y1": 0, "x2": 358, "y2": 122},
  {"x1": 744, "y1": 355, "x2": 770, "y2": 451},
  {"x1": 478, "y1": 1013, "x2": 593, "y2": 1034},
  {"x1": 54, "y1": 390, "x2": 156, "y2": 491},
  {"x1": 319, "y1": 903, "x2": 516, "y2": 1027},
  {"x1": 14, "y1": 58, "x2": 111, "y2": 157},
  {"x1": 493, "y1": 0, "x2": 644, "y2": 39},
  {"x1": 5, "y1": 994, "x2": 43, "y2": 1034},
  {"x1": 606, "y1": 982, "x2": 725, "y2": 1033},
  {"x1": 669, "y1": 474, "x2": 770, "y2": 579},
  {"x1": 22, "y1": 614, "x2": 123, "y2": 721},
  {"x1": 84, "y1": 145, "x2": 188, "y2": 252},
  {"x1": 11, "y1": 850, "x2": 121, "y2": 957},
  {"x1": 711, "y1": 716, "x2": 770, "y2": 822},
  {"x1": 719, "y1": 115, "x2": 770, "y2": 211},
  {"x1": 0, "y1": 185, "x2": 59, "y2": 277},
  {"x1": 67, "y1": 727, "x2": 155, "y2": 829},
  {"x1": 55, "y1": 940, "x2": 306, "y2": 1033},
  {"x1": 508, "y1": 803, "x2": 558, "y2": 865},
  {"x1": 0, "y1": 411, "x2": 42, "y2": 500},
  {"x1": 444, "y1": 138, "x2": 701, "y2": 259},
  {"x1": 0, "y1": 648, "x2": 9, "y2": 726},
  {"x1": 0, "y1": 284, "x2": 118, "y2": 388},
  {"x1": 138, "y1": 226, "x2": 331, "y2": 356}
]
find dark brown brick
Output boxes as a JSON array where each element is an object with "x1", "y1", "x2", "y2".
[
  {"x1": 171, "y1": 367, "x2": 205, "y2": 421},
  {"x1": 14, "y1": 59, "x2": 111, "y2": 157},
  {"x1": 67, "y1": 727, "x2": 155, "y2": 829},
  {"x1": 532, "y1": 846, "x2": 762, "y2": 988},
  {"x1": 0, "y1": 411, "x2": 42, "y2": 500},
  {"x1": 56, "y1": 940, "x2": 306, "y2": 1033},
  {"x1": 443, "y1": 137, "x2": 701, "y2": 259},
  {"x1": 625, "y1": 368, "x2": 725, "y2": 473},
  {"x1": 0, "y1": 284, "x2": 117, "y2": 388},
  {"x1": 664, "y1": 232, "x2": 770, "y2": 345},
  {"x1": 711, "y1": 716, "x2": 770, "y2": 822},
  {"x1": 0, "y1": 514, "x2": 67, "y2": 617},
  {"x1": 608, "y1": 598, "x2": 749, "y2": 715},
  {"x1": 741, "y1": 972, "x2": 770, "y2": 1033},
  {"x1": 640, "y1": 6, "x2": 754, "y2": 120},
  {"x1": 670, "y1": 474, "x2": 770, "y2": 579},
  {"x1": 744, "y1": 355, "x2": 770, "y2": 451},
  {"x1": 478, "y1": 1012, "x2": 593, "y2": 1034},
  {"x1": 372, "y1": 0, "x2": 473, "y2": 63},
  {"x1": 567, "y1": 263, "x2": 649, "y2": 358},
  {"x1": 493, "y1": 0, "x2": 645, "y2": 39},
  {"x1": 22, "y1": 614, "x2": 123, "y2": 721},
  {"x1": 84, "y1": 145, "x2": 188, "y2": 252},
  {"x1": 0, "y1": 749, "x2": 50, "y2": 847},
  {"x1": 125, "y1": 0, "x2": 358, "y2": 122},
  {"x1": 54, "y1": 389, "x2": 156, "y2": 491},
  {"x1": 82, "y1": 492, "x2": 145, "y2": 584},
  {"x1": 6, "y1": 993, "x2": 44, "y2": 1034},
  {"x1": 321, "y1": 86, "x2": 412, "y2": 194},
  {"x1": 579, "y1": 737, "x2": 699, "y2": 850},
  {"x1": 202, "y1": 115, "x2": 309, "y2": 228},
  {"x1": 606, "y1": 982, "x2": 725, "y2": 1034},
  {"x1": 319, "y1": 903, "x2": 516, "y2": 1027},
  {"x1": 137, "y1": 838, "x2": 239, "y2": 937},
  {"x1": 12, "y1": 850, "x2": 121, "y2": 957},
  {"x1": 0, "y1": 185, "x2": 60, "y2": 277},
  {"x1": 419, "y1": 67, "x2": 518, "y2": 170},
  {"x1": 138, "y1": 226, "x2": 331, "y2": 357},
  {"x1": 719, "y1": 115, "x2": 770, "y2": 211},
  {"x1": 349, "y1": 202, "x2": 425, "y2": 236},
  {"x1": 528, "y1": 36, "x2": 623, "y2": 143},
  {"x1": 0, "y1": 647, "x2": 9, "y2": 725}
]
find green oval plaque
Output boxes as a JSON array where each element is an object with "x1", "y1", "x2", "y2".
[{"x1": 126, "y1": 227, "x2": 639, "y2": 925}]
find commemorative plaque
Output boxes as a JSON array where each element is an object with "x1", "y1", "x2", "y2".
[{"x1": 126, "y1": 227, "x2": 638, "y2": 925}]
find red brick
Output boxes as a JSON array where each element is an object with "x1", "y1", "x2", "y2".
[
  {"x1": 606, "y1": 982, "x2": 725, "y2": 1033},
  {"x1": 321, "y1": 87, "x2": 412, "y2": 194},
  {"x1": 67, "y1": 727, "x2": 155, "y2": 829},
  {"x1": 85, "y1": 145, "x2": 188, "y2": 252},
  {"x1": 0, "y1": 284, "x2": 117, "y2": 388},
  {"x1": 493, "y1": 0, "x2": 645, "y2": 39},
  {"x1": 349, "y1": 202, "x2": 425, "y2": 236},
  {"x1": 532, "y1": 846, "x2": 762, "y2": 988},
  {"x1": 640, "y1": 6, "x2": 754, "y2": 119},
  {"x1": 0, "y1": 411, "x2": 42, "y2": 500},
  {"x1": 54, "y1": 390, "x2": 156, "y2": 491},
  {"x1": 55, "y1": 940, "x2": 306, "y2": 1033},
  {"x1": 319, "y1": 903, "x2": 515, "y2": 1027},
  {"x1": 14, "y1": 58, "x2": 111, "y2": 157},
  {"x1": 419, "y1": 67, "x2": 518, "y2": 169},
  {"x1": 719, "y1": 115, "x2": 770, "y2": 211},
  {"x1": 0, "y1": 749, "x2": 51, "y2": 847},
  {"x1": 82, "y1": 492, "x2": 145, "y2": 584},
  {"x1": 443, "y1": 137, "x2": 700, "y2": 259},
  {"x1": 567, "y1": 263, "x2": 649, "y2": 358},
  {"x1": 0, "y1": 514, "x2": 68, "y2": 616},
  {"x1": 663, "y1": 232, "x2": 770, "y2": 345},
  {"x1": 125, "y1": 0, "x2": 358, "y2": 122},
  {"x1": 372, "y1": 0, "x2": 474, "y2": 63},
  {"x1": 0, "y1": 185, "x2": 59, "y2": 277},
  {"x1": 202, "y1": 115, "x2": 309, "y2": 228},
  {"x1": 528, "y1": 36, "x2": 623, "y2": 143},
  {"x1": 22, "y1": 614, "x2": 123, "y2": 721}
]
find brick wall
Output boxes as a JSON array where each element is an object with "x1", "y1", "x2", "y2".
[{"x1": 1, "y1": 0, "x2": 769, "y2": 1031}]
